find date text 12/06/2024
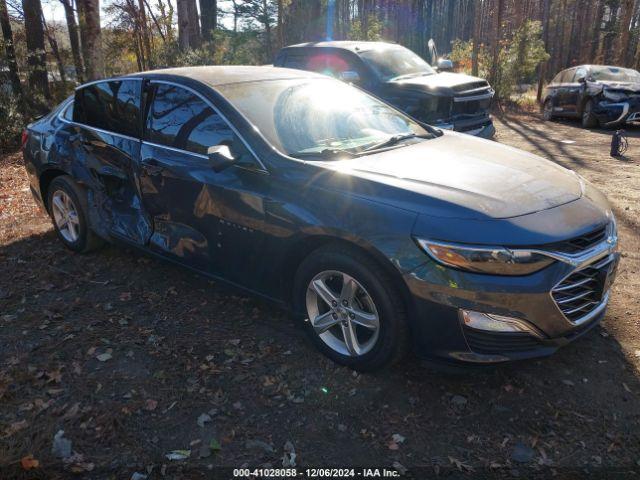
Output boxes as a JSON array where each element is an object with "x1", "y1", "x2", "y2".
[{"x1": 232, "y1": 468, "x2": 403, "y2": 478}]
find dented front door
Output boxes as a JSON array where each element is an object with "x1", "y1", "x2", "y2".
[{"x1": 138, "y1": 81, "x2": 269, "y2": 282}]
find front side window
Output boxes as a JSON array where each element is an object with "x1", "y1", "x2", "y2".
[
  {"x1": 359, "y1": 46, "x2": 436, "y2": 82},
  {"x1": 217, "y1": 78, "x2": 433, "y2": 159},
  {"x1": 74, "y1": 80, "x2": 141, "y2": 137},
  {"x1": 145, "y1": 84, "x2": 233, "y2": 155}
]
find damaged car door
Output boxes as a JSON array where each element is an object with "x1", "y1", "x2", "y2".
[
  {"x1": 139, "y1": 81, "x2": 269, "y2": 281},
  {"x1": 72, "y1": 79, "x2": 152, "y2": 244}
]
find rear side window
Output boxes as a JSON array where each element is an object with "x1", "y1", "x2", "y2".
[
  {"x1": 74, "y1": 80, "x2": 141, "y2": 138},
  {"x1": 144, "y1": 83, "x2": 233, "y2": 155},
  {"x1": 559, "y1": 69, "x2": 575, "y2": 83}
]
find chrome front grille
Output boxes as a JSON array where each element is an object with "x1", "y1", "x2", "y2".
[{"x1": 552, "y1": 255, "x2": 617, "y2": 323}]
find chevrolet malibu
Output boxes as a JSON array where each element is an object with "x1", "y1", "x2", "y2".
[{"x1": 22, "y1": 66, "x2": 619, "y2": 371}]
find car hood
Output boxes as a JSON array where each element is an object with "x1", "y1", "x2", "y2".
[
  {"x1": 591, "y1": 80, "x2": 640, "y2": 93},
  {"x1": 321, "y1": 131, "x2": 582, "y2": 220},
  {"x1": 387, "y1": 72, "x2": 489, "y2": 92}
]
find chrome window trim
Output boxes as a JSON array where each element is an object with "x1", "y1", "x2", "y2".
[
  {"x1": 142, "y1": 139, "x2": 208, "y2": 160},
  {"x1": 147, "y1": 79, "x2": 268, "y2": 172},
  {"x1": 74, "y1": 76, "x2": 143, "y2": 91},
  {"x1": 56, "y1": 98, "x2": 74, "y2": 123}
]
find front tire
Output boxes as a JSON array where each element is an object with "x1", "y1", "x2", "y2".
[
  {"x1": 293, "y1": 244, "x2": 408, "y2": 371},
  {"x1": 47, "y1": 176, "x2": 103, "y2": 253},
  {"x1": 581, "y1": 99, "x2": 599, "y2": 128}
]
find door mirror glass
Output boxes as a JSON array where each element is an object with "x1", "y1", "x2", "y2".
[
  {"x1": 207, "y1": 144, "x2": 236, "y2": 172},
  {"x1": 436, "y1": 58, "x2": 453, "y2": 72},
  {"x1": 339, "y1": 70, "x2": 361, "y2": 83}
]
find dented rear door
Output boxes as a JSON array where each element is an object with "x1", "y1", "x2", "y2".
[{"x1": 72, "y1": 79, "x2": 152, "y2": 244}]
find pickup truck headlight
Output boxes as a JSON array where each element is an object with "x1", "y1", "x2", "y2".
[{"x1": 415, "y1": 239, "x2": 555, "y2": 276}]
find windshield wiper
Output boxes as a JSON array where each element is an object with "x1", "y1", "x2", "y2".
[
  {"x1": 290, "y1": 148, "x2": 357, "y2": 160},
  {"x1": 360, "y1": 133, "x2": 429, "y2": 153}
]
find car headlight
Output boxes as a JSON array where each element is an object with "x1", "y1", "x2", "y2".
[
  {"x1": 602, "y1": 90, "x2": 629, "y2": 102},
  {"x1": 415, "y1": 239, "x2": 555, "y2": 276}
]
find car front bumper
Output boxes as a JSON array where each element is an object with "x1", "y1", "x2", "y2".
[
  {"x1": 402, "y1": 246, "x2": 620, "y2": 365},
  {"x1": 594, "y1": 98, "x2": 640, "y2": 126}
]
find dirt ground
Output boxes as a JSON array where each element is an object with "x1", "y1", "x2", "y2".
[{"x1": 1, "y1": 113, "x2": 639, "y2": 479}]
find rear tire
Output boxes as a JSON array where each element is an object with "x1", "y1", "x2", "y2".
[
  {"x1": 293, "y1": 244, "x2": 408, "y2": 371},
  {"x1": 581, "y1": 99, "x2": 599, "y2": 128},
  {"x1": 47, "y1": 176, "x2": 103, "y2": 253}
]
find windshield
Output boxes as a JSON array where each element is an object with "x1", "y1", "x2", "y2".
[
  {"x1": 590, "y1": 66, "x2": 640, "y2": 83},
  {"x1": 359, "y1": 46, "x2": 436, "y2": 82},
  {"x1": 217, "y1": 78, "x2": 433, "y2": 159}
]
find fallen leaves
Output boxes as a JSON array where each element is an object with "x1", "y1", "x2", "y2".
[
  {"x1": 20, "y1": 455, "x2": 39, "y2": 470},
  {"x1": 165, "y1": 449, "x2": 191, "y2": 461}
]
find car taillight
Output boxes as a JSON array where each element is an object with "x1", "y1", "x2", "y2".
[{"x1": 21, "y1": 130, "x2": 28, "y2": 148}]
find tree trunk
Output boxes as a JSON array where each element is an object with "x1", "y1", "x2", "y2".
[
  {"x1": 43, "y1": 18, "x2": 67, "y2": 83},
  {"x1": 22, "y1": 0, "x2": 50, "y2": 99},
  {"x1": 77, "y1": 0, "x2": 104, "y2": 80},
  {"x1": 177, "y1": 0, "x2": 200, "y2": 50},
  {"x1": 489, "y1": 0, "x2": 504, "y2": 88},
  {"x1": 262, "y1": 0, "x2": 272, "y2": 60},
  {"x1": 60, "y1": 0, "x2": 83, "y2": 83},
  {"x1": 0, "y1": 0, "x2": 23, "y2": 99},
  {"x1": 200, "y1": 0, "x2": 216, "y2": 41},
  {"x1": 536, "y1": 0, "x2": 551, "y2": 102},
  {"x1": 138, "y1": 0, "x2": 153, "y2": 67},
  {"x1": 471, "y1": 0, "x2": 481, "y2": 76},
  {"x1": 616, "y1": 0, "x2": 635, "y2": 65}
]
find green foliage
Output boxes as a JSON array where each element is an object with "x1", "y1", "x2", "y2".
[
  {"x1": 348, "y1": 14, "x2": 383, "y2": 41},
  {"x1": 0, "y1": 90, "x2": 26, "y2": 151},
  {"x1": 450, "y1": 20, "x2": 549, "y2": 101}
]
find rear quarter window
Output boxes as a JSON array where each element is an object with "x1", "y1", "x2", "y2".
[{"x1": 74, "y1": 79, "x2": 142, "y2": 138}]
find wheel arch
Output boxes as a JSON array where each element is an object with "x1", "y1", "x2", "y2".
[
  {"x1": 282, "y1": 234, "x2": 413, "y2": 314},
  {"x1": 39, "y1": 168, "x2": 69, "y2": 211}
]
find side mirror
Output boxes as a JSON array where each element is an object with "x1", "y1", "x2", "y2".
[
  {"x1": 339, "y1": 70, "x2": 361, "y2": 83},
  {"x1": 436, "y1": 58, "x2": 453, "y2": 72},
  {"x1": 207, "y1": 144, "x2": 236, "y2": 172}
]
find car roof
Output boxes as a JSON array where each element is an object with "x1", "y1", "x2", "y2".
[
  {"x1": 126, "y1": 65, "x2": 325, "y2": 87},
  {"x1": 282, "y1": 40, "x2": 401, "y2": 53}
]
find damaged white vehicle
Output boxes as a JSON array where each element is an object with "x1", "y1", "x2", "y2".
[{"x1": 542, "y1": 65, "x2": 640, "y2": 128}]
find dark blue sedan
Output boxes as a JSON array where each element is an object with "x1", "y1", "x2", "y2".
[{"x1": 22, "y1": 66, "x2": 619, "y2": 370}]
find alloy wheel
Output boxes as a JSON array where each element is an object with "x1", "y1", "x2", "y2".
[
  {"x1": 305, "y1": 270, "x2": 380, "y2": 357},
  {"x1": 51, "y1": 190, "x2": 80, "y2": 243}
]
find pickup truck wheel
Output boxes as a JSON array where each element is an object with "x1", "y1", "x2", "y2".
[
  {"x1": 581, "y1": 99, "x2": 599, "y2": 128},
  {"x1": 48, "y1": 176, "x2": 104, "y2": 253}
]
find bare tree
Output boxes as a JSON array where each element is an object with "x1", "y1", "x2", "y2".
[
  {"x1": 0, "y1": 0, "x2": 23, "y2": 98},
  {"x1": 77, "y1": 0, "x2": 104, "y2": 80},
  {"x1": 22, "y1": 0, "x2": 50, "y2": 99},
  {"x1": 60, "y1": 0, "x2": 84, "y2": 82}
]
